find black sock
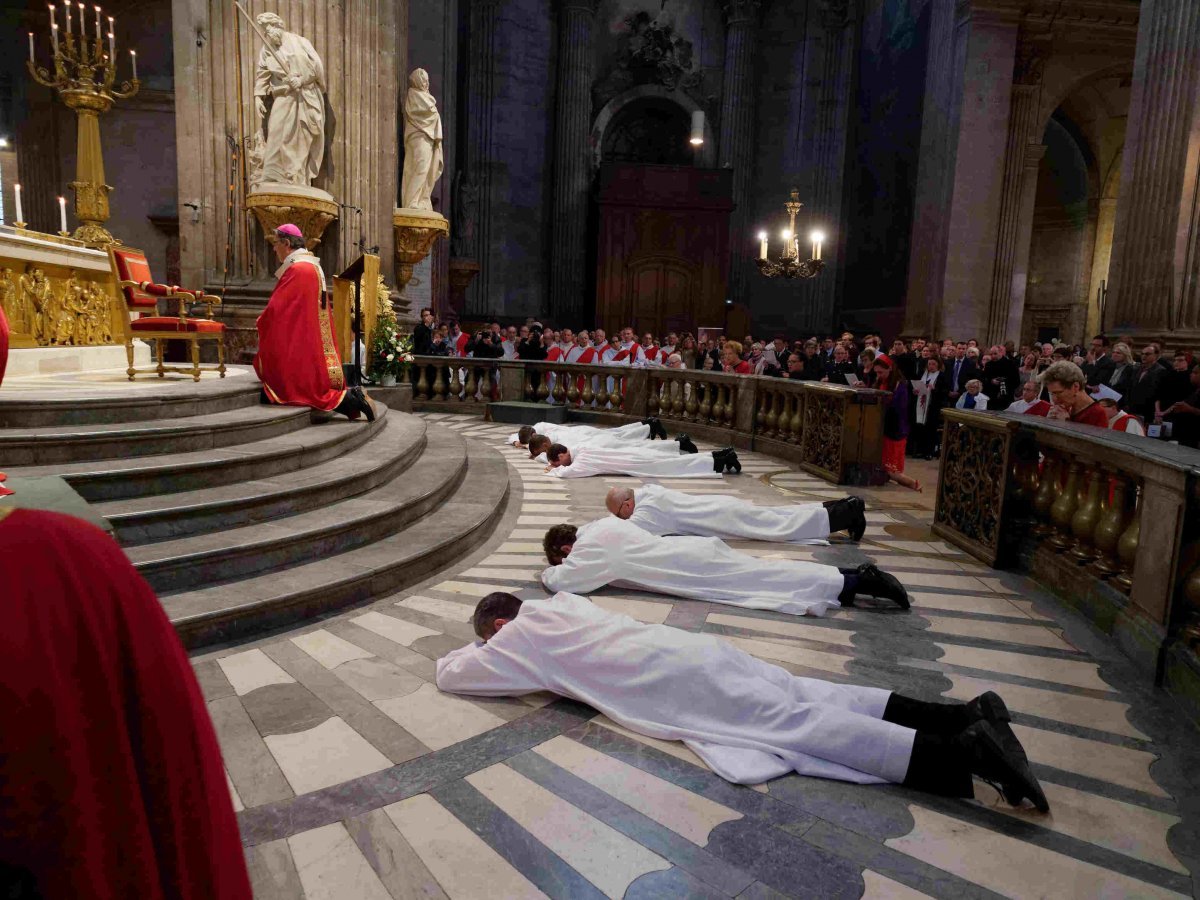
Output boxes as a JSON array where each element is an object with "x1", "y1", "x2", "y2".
[
  {"x1": 837, "y1": 569, "x2": 860, "y2": 604},
  {"x1": 901, "y1": 732, "x2": 974, "y2": 798},
  {"x1": 883, "y1": 693, "x2": 975, "y2": 735}
]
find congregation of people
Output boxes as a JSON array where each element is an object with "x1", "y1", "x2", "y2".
[{"x1": 412, "y1": 312, "x2": 1200, "y2": 458}]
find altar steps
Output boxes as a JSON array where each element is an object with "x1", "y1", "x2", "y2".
[
  {"x1": 95, "y1": 406, "x2": 425, "y2": 544},
  {"x1": 0, "y1": 370, "x2": 509, "y2": 648}
]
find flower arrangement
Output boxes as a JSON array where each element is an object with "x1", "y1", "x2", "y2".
[{"x1": 369, "y1": 319, "x2": 414, "y2": 382}]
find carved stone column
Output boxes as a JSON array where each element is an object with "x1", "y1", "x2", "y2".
[
  {"x1": 718, "y1": 0, "x2": 762, "y2": 306},
  {"x1": 1086, "y1": 196, "x2": 1119, "y2": 337},
  {"x1": 548, "y1": 0, "x2": 598, "y2": 326},
  {"x1": 460, "y1": 0, "x2": 502, "y2": 316},
  {"x1": 1106, "y1": 0, "x2": 1200, "y2": 340},
  {"x1": 984, "y1": 72, "x2": 1046, "y2": 345}
]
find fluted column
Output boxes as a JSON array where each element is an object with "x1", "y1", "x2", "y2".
[
  {"x1": 985, "y1": 80, "x2": 1045, "y2": 345},
  {"x1": 1106, "y1": 0, "x2": 1200, "y2": 338},
  {"x1": 460, "y1": 0, "x2": 501, "y2": 316},
  {"x1": 1086, "y1": 197, "x2": 1119, "y2": 337},
  {"x1": 549, "y1": 0, "x2": 598, "y2": 325},
  {"x1": 719, "y1": 0, "x2": 762, "y2": 306}
]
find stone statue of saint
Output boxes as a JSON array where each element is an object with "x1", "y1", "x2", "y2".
[
  {"x1": 253, "y1": 13, "x2": 326, "y2": 187},
  {"x1": 401, "y1": 68, "x2": 445, "y2": 211}
]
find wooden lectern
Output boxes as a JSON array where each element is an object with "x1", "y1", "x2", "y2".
[{"x1": 332, "y1": 253, "x2": 380, "y2": 386}]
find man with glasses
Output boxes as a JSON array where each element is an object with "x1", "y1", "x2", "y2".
[{"x1": 1128, "y1": 346, "x2": 1166, "y2": 425}]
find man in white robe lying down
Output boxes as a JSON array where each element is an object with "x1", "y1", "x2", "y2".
[
  {"x1": 508, "y1": 417, "x2": 668, "y2": 450},
  {"x1": 606, "y1": 484, "x2": 868, "y2": 543},
  {"x1": 528, "y1": 431, "x2": 695, "y2": 466},
  {"x1": 546, "y1": 443, "x2": 740, "y2": 478},
  {"x1": 435, "y1": 591, "x2": 1048, "y2": 810},
  {"x1": 539, "y1": 517, "x2": 909, "y2": 615}
]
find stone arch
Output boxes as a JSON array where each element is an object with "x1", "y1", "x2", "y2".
[{"x1": 591, "y1": 85, "x2": 715, "y2": 169}]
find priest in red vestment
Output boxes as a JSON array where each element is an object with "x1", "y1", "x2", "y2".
[
  {"x1": 0, "y1": 509, "x2": 251, "y2": 898},
  {"x1": 254, "y1": 224, "x2": 374, "y2": 420}
]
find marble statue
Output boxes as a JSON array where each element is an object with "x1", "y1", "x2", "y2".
[
  {"x1": 401, "y1": 68, "x2": 444, "y2": 211},
  {"x1": 253, "y1": 13, "x2": 326, "y2": 187}
]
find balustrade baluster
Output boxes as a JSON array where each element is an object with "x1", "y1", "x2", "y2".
[
  {"x1": 581, "y1": 374, "x2": 594, "y2": 406},
  {"x1": 611, "y1": 378, "x2": 624, "y2": 411},
  {"x1": 464, "y1": 367, "x2": 477, "y2": 402},
  {"x1": 756, "y1": 390, "x2": 771, "y2": 433},
  {"x1": 698, "y1": 381, "x2": 713, "y2": 422},
  {"x1": 1048, "y1": 459, "x2": 1082, "y2": 550},
  {"x1": 764, "y1": 388, "x2": 779, "y2": 436},
  {"x1": 647, "y1": 377, "x2": 660, "y2": 416},
  {"x1": 1113, "y1": 484, "x2": 1141, "y2": 594},
  {"x1": 415, "y1": 364, "x2": 429, "y2": 400},
  {"x1": 566, "y1": 370, "x2": 579, "y2": 406},
  {"x1": 551, "y1": 368, "x2": 566, "y2": 404},
  {"x1": 536, "y1": 367, "x2": 551, "y2": 402},
  {"x1": 448, "y1": 364, "x2": 461, "y2": 401},
  {"x1": 671, "y1": 380, "x2": 685, "y2": 418},
  {"x1": 1091, "y1": 471, "x2": 1131, "y2": 577},
  {"x1": 683, "y1": 379, "x2": 697, "y2": 420},
  {"x1": 595, "y1": 377, "x2": 609, "y2": 409},
  {"x1": 724, "y1": 385, "x2": 736, "y2": 427},
  {"x1": 1031, "y1": 453, "x2": 1060, "y2": 536},
  {"x1": 432, "y1": 363, "x2": 447, "y2": 400},
  {"x1": 1068, "y1": 464, "x2": 1104, "y2": 562},
  {"x1": 789, "y1": 393, "x2": 802, "y2": 442}
]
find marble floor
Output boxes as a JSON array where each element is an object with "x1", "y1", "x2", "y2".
[{"x1": 196, "y1": 413, "x2": 1200, "y2": 899}]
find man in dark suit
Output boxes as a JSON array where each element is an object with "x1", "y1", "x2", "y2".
[
  {"x1": 947, "y1": 342, "x2": 978, "y2": 405},
  {"x1": 1084, "y1": 335, "x2": 1116, "y2": 390},
  {"x1": 1127, "y1": 345, "x2": 1166, "y2": 423}
]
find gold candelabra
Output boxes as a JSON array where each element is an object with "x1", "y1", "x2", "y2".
[
  {"x1": 755, "y1": 188, "x2": 826, "y2": 280},
  {"x1": 26, "y1": 2, "x2": 138, "y2": 247}
]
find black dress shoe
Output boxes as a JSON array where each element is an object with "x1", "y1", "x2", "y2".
[
  {"x1": 259, "y1": 388, "x2": 272, "y2": 404},
  {"x1": 676, "y1": 433, "x2": 698, "y2": 454},
  {"x1": 716, "y1": 448, "x2": 741, "y2": 473},
  {"x1": 711, "y1": 449, "x2": 727, "y2": 472},
  {"x1": 825, "y1": 496, "x2": 866, "y2": 541},
  {"x1": 341, "y1": 386, "x2": 375, "y2": 422},
  {"x1": 957, "y1": 721, "x2": 1049, "y2": 812},
  {"x1": 854, "y1": 563, "x2": 909, "y2": 609},
  {"x1": 641, "y1": 417, "x2": 667, "y2": 439}
]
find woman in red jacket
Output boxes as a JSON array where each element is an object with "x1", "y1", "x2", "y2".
[{"x1": 721, "y1": 340, "x2": 752, "y2": 374}]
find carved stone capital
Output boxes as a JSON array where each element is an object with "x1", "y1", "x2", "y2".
[
  {"x1": 722, "y1": 0, "x2": 762, "y2": 27},
  {"x1": 393, "y1": 210, "x2": 450, "y2": 291},
  {"x1": 246, "y1": 191, "x2": 339, "y2": 250}
]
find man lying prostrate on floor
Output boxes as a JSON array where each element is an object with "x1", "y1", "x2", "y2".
[
  {"x1": 528, "y1": 431, "x2": 694, "y2": 464},
  {"x1": 508, "y1": 416, "x2": 669, "y2": 448},
  {"x1": 436, "y1": 591, "x2": 1049, "y2": 811},
  {"x1": 545, "y1": 442, "x2": 740, "y2": 477},
  {"x1": 606, "y1": 484, "x2": 868, "y2": 543},
  {"x1": 540, "y1": 518, "x2": 908, "y2": 615}
]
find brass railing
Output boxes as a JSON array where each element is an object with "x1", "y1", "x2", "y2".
[
  {"x1": 406, "y1": 356, "x2": 887, "y2": 484},
  {"x1": 934, "y1": 408, "x2": 1200, "y2": 695}
]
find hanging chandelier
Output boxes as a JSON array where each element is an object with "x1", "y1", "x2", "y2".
[{"x1": 755, "y1": 188, "x2": 825, "y2": 279}]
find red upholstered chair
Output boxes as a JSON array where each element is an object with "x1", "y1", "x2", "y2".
[{"x1": 107, "y1": 247, "x2": 226, "y2": 382}]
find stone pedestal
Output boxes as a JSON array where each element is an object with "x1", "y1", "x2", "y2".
[
  {"x1": 246, "y1": 184, "x2": 339, "y2": 250},
  {"x1": 393, "y1": 209, "x2": 450, "y2": 293},
  {"x1": 4, "y1": 343, "x2": 152, "y2": 379}
]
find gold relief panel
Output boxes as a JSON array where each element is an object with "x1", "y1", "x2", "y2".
[{"x1": 1, "y1": 262, "x2": 120, "y2": 349}]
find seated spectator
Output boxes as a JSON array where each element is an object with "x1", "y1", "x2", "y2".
[
  {"x1": 1008, "y1": 379, "x2": 1049, "y2": 415},
  {"x1": 955, "y1": 379, "x2": 989, "y2": 410},
  {"x1": 1090, "y1": 385, "x2": 1145, "y2": 436}
]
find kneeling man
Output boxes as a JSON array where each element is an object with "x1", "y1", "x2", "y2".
[
  {"x1": 541, "y1": 518, "x2": 908, "y2": 615},
  {"x1": 436, "y1": 591, "x2": 1048, "y2": 810},
  {"x1": 547, "y1": 443, "x2": 739, "y2": 478},
  {"x1": 607, "y1": 484, "x2": 867, "y2": 542}
]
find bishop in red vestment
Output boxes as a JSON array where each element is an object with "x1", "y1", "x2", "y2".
[{"x1": 254, "y1": 224, "x2": 374, "y2": 420}]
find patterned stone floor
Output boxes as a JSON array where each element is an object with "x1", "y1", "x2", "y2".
[{"x1": 196, "y1": 413, "x2": 1200, "y2": 899}]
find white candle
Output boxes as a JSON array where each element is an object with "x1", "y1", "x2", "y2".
[
  {"x1": 94, "y1": 5, "x2": 101, "y2": 40},
  {"x1": 810, "y1": 230, "x2": 825, "y2": 261},
  {"x1": 14, "y1": 184, "x2": 23, "y2": 224},
  {"x1": 130, "y1": 48, "x2": 137, "y2": 79},
  {"x1": 63, "y1": 0, "x2": 71, "y2": 37},
  {"x1": 77, "y1": 4, "x2": 85, "y2": 42},
  {"x1": 28, "y1": 31, "x2": 35, "y2": 63},
  {"x1": 52, "y1": 22, "x2": 59, "y2": 53},
  {"x1": 58, "y1": 195, "x2": 68, "y2": 233},
  {"x1": 107, "y1": 32, "x2": 114, "y2": 61},
  {"x1": 757, "y1": 231, "x2": 768, "y2": 260}
]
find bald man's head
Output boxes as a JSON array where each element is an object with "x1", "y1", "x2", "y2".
[{"x1": 605, "y1": 486, "x2": 636, "y2": 519}]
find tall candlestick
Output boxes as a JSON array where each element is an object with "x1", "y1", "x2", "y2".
[
  {"x1": 58, "y1": 195, "x2": 68, "y2": 234},
  {"x1": 130, "y1": 49, "x2": 137, "y2": 80},
  {"x1": 14, "y1": 184, "x2": 24, "y2": 225},
  {"x1": 94, "y1": 6, "x2": 101, "y2": 40},
  {"x1": 63, "y1": 0, "x2": 71, "y2": 37}
]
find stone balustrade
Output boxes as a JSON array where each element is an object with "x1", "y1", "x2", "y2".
[
  {"x1": 935, "y1": 408, "x2": 1200, "y2": 715},
  {"x1": 407, "y1": 356, "x2": 886, "y2": 484}
]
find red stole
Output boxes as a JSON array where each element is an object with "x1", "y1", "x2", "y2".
[
  {"x1": 454, "y1": 332, "x2": 470, "y2": 357},
  {"x1": 254, "y1": 261, "x2": 346, "y2": 411},
  {"x1": 0, "y1": 509, "x2": 251, "y2": 899},
  {"x1": 1022, "y1": 400, "x2": 1051, "y2": 417},
  {"x1": 643, "y1": 346, "x2": 660, "y2": 363},
  {"x1": 546, "y1": 346, "x2": 565, "y2": 362}
]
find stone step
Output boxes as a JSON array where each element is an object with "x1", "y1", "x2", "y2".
[
  {"x1": 5, "y1": 408, "x2": 382, "y2": 502},
  {"x1": 0, "y1": 378, "x2": 261, "y2": 427},
  {"x1": 163, "y1": 438, "x2": 511, "y2": 648},
  {"x1": 127, "y1": 425, "x2": 471, "y2": 594},
  {"x1": 97, "y1": 407, "x2": 427, "y2": 545},
  {"x1": 0, "y1": 404, "x2": 311, "y2": 465}
]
